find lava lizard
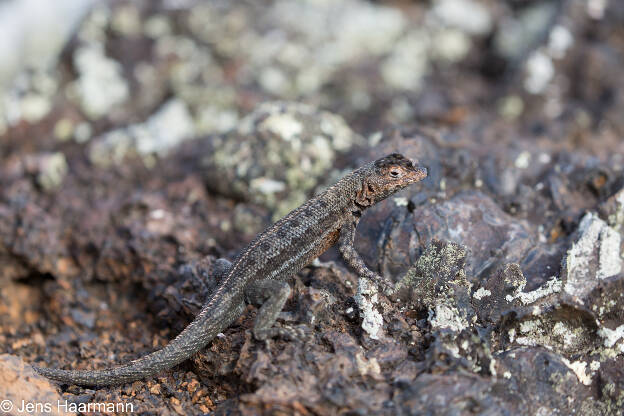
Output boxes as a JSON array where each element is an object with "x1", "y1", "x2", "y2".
[{"x1": 35, "y1": 153, "x2": 427, "y2": 386}]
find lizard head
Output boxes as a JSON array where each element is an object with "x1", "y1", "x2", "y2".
[{"x1": 356, "y1": 153, "x2": 427, "y2": 207}]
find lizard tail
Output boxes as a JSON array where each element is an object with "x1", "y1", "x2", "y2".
[{"x1": 34, "y1": 299, "x2": 242, "y2": 386}]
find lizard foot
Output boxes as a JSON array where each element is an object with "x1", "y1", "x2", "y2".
[
  {"x1": 371, "y1": 274, "x2": 397, "y2": 297},
  {"x1": 253, "y1": 324, "x2": 308, "y2": 343}
]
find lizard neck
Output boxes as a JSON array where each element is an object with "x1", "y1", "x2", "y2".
[{"x1": 323, "y1": 162, "x2": 372, "y2": 212}]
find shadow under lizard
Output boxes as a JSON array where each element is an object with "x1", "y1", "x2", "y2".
[{"x1": 35, "y1": 153, "x2": 427, "y2": 386}]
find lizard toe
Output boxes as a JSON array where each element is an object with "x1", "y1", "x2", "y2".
[{"x1": 253, "y1": 324, "x2": 308, "y2": 343}]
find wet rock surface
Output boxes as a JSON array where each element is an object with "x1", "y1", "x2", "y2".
[{"x1": 1, "y1": 0, "x2": 624, "y2": 414}]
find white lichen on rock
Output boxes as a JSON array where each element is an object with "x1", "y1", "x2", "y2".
[
  {"x1": 393, "y1": 197, "x2": 409, "y2": 207},
  {"x1": 208, "y1": 101, "x2": 363, "y2": 218},
  {"x1": 250, "y1": 178, "x2": 287, "y2": 195},
  {"x1": 524, "y1": 50, "x2": 554, "y2": 94},
  {"x1": 564, "y1": 213, "x2": 622, "y2": 299},
  {"x1": 552, "y1": 321, "x2": 578, "y2": 347},
  {"x1": 355, "y1": 277, "x2": 384, "y2": 340},
  {"x1": 381, "y1": 30, "x2": 429, "y2": 91},
  {"x1": 548, "y1": 25, "x2": 574, "y2": 59},
  {"x1": 607, "y1": 190, "x2": 624, "y2": 229},
  {"x1": 36, "y1": 152, "x2": 68, "y2": 191},
  {"x1": 1, "y1": 68, "x2": 59, "y2": 130},
  {"x1": 355, "y1": 351, "x2": 381, "y2": 378},
  {"x1": 430, "y1": 0, "x2": 492, "y2": 35},
  {"x1": 89, "y1": 99, "x2": 194, "y2": 166},
  {"x1": 185, "y1": 0, "x2": 485, "y2": 117},
  {"x1": 561, "y1": 358, "x2": 592, "y2": 386},
  {"x1": 73, "y1": 44, "x2": 129, "y2": 119},
  {"x1": 519, "y1": 319, "x2": 541, "y2": 338},
  {"x1": 598, "y1": 324, "x2": 624, "y2": 352},
  {"x1": 0, "y1": 0, "x2": 94, "y2": 94},
  {"x1": 473, "y1": 287, "x2": 491, "y2": 300},
  {"x1": 598, "y1": 230, "x2": 623, "y2": 280},
  {"x1": 19, "y1": 93, "x2": 52, "y2": 122},
  {"x1": 514, "y1": 151, "x2": 532, "y2": 169},
  {"x1": 134, "y1": 100, "x2": 195, "y2": 155},
  {"x1": 429, "y1": 303, "x2": 469, "y2": 332},
  {"x1": 505, "y1": 276, "x2": 561, "y2": 304},
  {"x1": 431, "y1": 29, "x2": 471, "y2": 62},
  {"x1": 262, "y1": 112, "x2": 303, "y2": 142},
  {"x1": 53, "y1": 118, "x2": 74, "y2": 141}
]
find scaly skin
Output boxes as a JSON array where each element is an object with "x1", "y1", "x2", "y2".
[{"x1": 35, "y1": 153, "x2": 427, "y2": 386}]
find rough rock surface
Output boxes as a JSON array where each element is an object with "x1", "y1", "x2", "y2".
[{"x1": 1, "y1": 0, "x2": 624, "y2": 414}]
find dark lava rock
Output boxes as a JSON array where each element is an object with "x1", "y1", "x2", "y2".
[
  {"x1": 1, "y1": 0, "x2": 624, "y2": 414},
  {"x1": 368, "y1": 190, "x2": 536, "y2": 282}
]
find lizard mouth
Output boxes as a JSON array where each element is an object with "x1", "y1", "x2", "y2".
[{"x1": 409, "y1": 166, "x2": 428, "y2": 183}]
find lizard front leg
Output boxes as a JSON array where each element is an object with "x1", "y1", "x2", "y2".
[
  {"x1": 245, "y1": 279, "x2": 305, "y2": 341},
  {"x1": 338, "y1": 217, "x2": 395, "y2": 294}
]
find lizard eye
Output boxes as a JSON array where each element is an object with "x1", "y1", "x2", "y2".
[{"x1": 390, "y1": 169, "x2": 401, "y2": 178}]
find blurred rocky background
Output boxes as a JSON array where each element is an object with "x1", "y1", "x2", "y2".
[{"x1": 1, "y1": 0, "x2": 623, "y2": 414}]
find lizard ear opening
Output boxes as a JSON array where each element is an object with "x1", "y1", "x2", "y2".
[{"x1": 355, "y1": 181, "x2": 374, "y2": 207}]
